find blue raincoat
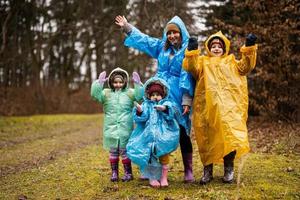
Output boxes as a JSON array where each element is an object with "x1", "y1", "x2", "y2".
[
  {"x1": 126, "y1": 77, "x2": 180, "y2": 179},
  {"x1": 124, "y1": 16, "x2": 195, "y2": 134}
]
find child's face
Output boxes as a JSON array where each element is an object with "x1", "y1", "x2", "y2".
[
  {"x1": 210, "y1": 43, "x2": 224, "y2": 57},
  {"x1": 167, "y1": 31, "x2": 181, "y2": 46},
  {"x1": 150, "y1": 92, "x2": 162, "y2": 102},
  {"x1": 113, "y1": 77, "x2": 124, "y2": 90}
]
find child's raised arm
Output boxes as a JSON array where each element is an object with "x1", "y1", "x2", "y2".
[
  {"x1": 132, "y1": 72, "x2": 144, "y2": 101},
  {"x1": 90, "y1": 71, "x2": 108, "y2": 103},
  {"x1": 182, "y1": 37, "x2": 202, "y2": 80},
  {"x1": 237, "y1": 33, "x2": 258, "y2": 75}
]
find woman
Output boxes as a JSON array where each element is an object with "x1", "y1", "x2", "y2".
[{"x1": 115, "y1": 15, "x2": 195, "y2": 182}]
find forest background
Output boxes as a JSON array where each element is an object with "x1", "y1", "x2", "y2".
[
  {"x1": 0, "y1": 1, "x2": 299, "y2": 199},
  {"x1": 0, "y1": 0, "x2": 299, "y2": 122}
]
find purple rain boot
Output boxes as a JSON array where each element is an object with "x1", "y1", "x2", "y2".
[
  {"x1": 182, "y1": 152, "x2": 195, "y2": 183},
  {"x1": 121, "y1": 162, "x2": 133, "y2": 182},
  {"x1": 110, "y1": 162, "x2": 119, "y2": 182}
]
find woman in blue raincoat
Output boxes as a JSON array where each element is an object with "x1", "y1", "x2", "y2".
[
  {"x1": 115, "y1": 15, "x2": 195, "y2": 182},
  {"x1": 126, "y1": 77, "x2": 180, "y2": 187}
]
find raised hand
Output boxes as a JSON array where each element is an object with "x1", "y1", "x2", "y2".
[
  {"x1": 187, "y1": 37, "x2": 198, "y2": 51},
  {"x1": 98, "y1": 71, "x2": 107, "y2": 84},
  {"x1": 245, "y1": 33, "x2": 257, "y2": 47},
  {"x1": 115, "y1": 15, "x2": 128, "y2": 28},
  {"x1": 132, "y1": 72, "x2": 141, "y2": 84}
]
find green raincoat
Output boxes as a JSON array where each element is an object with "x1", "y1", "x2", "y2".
[
  {"x1": 91, "y1": 68, "x2": 143, "y2": 150},
  {"x1": 183, "y1": 31, "x2": 258, "y2": 165}
]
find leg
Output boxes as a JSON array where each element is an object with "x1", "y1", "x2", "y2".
[
  {"x1": 109, "y1": 148, "x2": 119, "y2": 182},
  {"x1": 139, "y1": 167, "x2": 148, "y2": 181},
  {"x1": 200, "y1": 164, "x2": 213, "y2": 185},
  {"x1": 120, "y1": 148, "x2": 133, "y2": 182},
  {"x1": 223, "y1": 150, "x2": 236, "y2": 183},
  {"x1": 179, "y1": 125, "x2": 194, "y2": 182},
  {"x1": 159, "y1": 154, "x2": 169, "y2": 187}
]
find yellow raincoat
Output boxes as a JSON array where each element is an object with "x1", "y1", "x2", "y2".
[{"x1": 183, "y1": 31, "x2": 258, "y2": 165}]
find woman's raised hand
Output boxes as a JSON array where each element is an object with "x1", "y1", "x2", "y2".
[{"x1": 115, "y1": 15, "x2": 128, "y2": 27}]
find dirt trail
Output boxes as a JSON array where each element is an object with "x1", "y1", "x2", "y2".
[{"x1": 0, "y1": 119, "x2": 102, "y2": 177}]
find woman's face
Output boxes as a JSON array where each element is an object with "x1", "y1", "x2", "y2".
[
  {"x1": 113, "y1": 77, "x2": 124, "y2": 90},
  {"x1": 210, "y1": 43, "x2": 224, "y2": 57},
  {"x1": 167, "y1": 31, "x2": 181, "y2": 46}
]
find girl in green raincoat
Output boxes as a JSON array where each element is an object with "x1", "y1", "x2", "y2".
[
  {"x1": 183, "y1": 31, "x2": 257, "y2": 184},
  {"x1": 90, "y1": 67, "x2": 143, "y2": 182}
]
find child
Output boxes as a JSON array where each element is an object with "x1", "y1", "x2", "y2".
[
  {"x1": 90, "y1": 67, "x2": 143, "y2": 182},
  {"x1": 183, "y1": 31, "x2": 257, "y2": 184},
  {"x1": 126, "y1": 77, "x2": 180, "y2": 187}
]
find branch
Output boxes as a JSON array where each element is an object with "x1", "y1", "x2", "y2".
[{"x1": 1, "y1": 9, "x2": 12, "y2": 54}]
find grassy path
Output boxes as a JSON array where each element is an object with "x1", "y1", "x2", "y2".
[
  {"x1": 0, "y1": 115, "x2": 101, "y2": 176},
  {"x1": 0, "y1": 114, "x2": 299, "y2": 199}
]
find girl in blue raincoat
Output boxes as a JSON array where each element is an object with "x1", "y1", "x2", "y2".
[
  {"x1": 90, "y1": 67, "x2": 143, "y2": 182},
  {"x1": 115, "y1": 15, "x2": 195, "y2": 182},
  {"x1": 127, "y1": 77, "x2": 180, "y2": 188}
]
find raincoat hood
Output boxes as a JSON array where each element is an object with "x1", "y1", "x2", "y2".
[
  {"x1": 162, "y1": 16, "x2": 190, "y2": 45},
  {"x1": 143, "y1": 77, "x2": 170, "y2": 100},
  {"x1": 205, "y1": 31, "x2": 230, "y2": 57},
  {"x1": 108, "y1": 67, "x2": 129, "y2": 89}
]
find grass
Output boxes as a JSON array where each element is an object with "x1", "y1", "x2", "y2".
[{"x1": 0, "y1": 114, "x2": 299, "y2": 199}]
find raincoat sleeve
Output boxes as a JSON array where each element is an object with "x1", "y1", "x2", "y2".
[
  {"x1": 182, "y1": 49, "x2": 202, "y2": 80},
  {"x1": 127, "y1": 83, "x2": 144, "y2": 102},
  {"x1": 90, "y1": 81, "x2": 107, "y2": 103},
  {"x1": 179, "y1": 69, "x2": 195, "y2": 98},
  {"x1": 133, "y1": 103, "x2": 150, "y2": 122},
  {"x1": 133, "y1": 83, "x2": 144, "y2": 101},
  {"x1": 179, "y1": 43, "x2": 195, "y2": 97},
  {"x1": 236, "y1": 44, "x2": 258, "y2": 76},
  {"x1": 124, "y1": 25, "x2": 163, "y2": 59},
  {"x1": 160, "y1": 101, "x2": 175, "y2": 121}
]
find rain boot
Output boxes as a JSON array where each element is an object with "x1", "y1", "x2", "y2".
[
  {"x1": 121, "y1": 162, "x2": 133, "y2": 182},
  {"x1": 200, "y1": 164, "x2": 213, "y2": 185},
  {"x1": 110, "y1": 162, "x2": 119, "y2": 182},
  {"x1": 182, "y1": 152, "x2": 194, "y2": 183},
  {"x1": 160, "y1": 165, "x2": 169, "y2": 187},
  {"x1": 223, "y1": 151, "x2": 236, "y2": 183}
]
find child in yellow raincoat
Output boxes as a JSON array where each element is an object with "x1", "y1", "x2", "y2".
[{"x1": 183, "y1": 31, "x2": 257, "y2": 184}]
